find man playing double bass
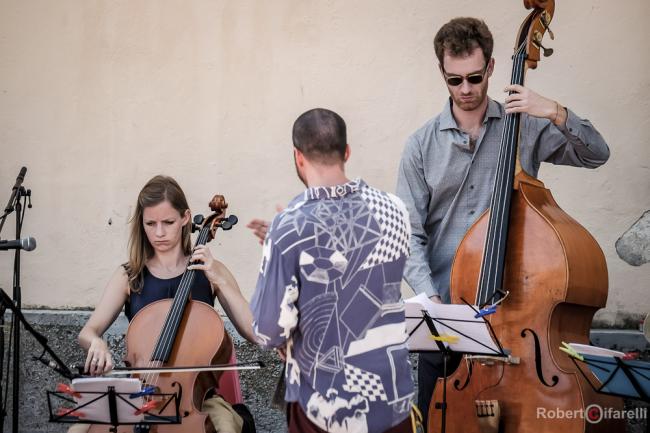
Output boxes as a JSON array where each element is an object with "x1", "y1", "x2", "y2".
[{"x1": 395, "y1": 17, "x2": 610, "y2": 429}]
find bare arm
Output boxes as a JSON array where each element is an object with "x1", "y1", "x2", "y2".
[
  {"x1": 78, "y1": 266, "x2": 129, "y2": 375},
  {"x1": 189, "y1": 246, "x2": 257, "y2": 343}
]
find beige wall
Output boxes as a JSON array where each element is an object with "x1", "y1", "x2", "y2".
[{"x1": 0, "y1": 0, "x2": 648, "y2": 324}]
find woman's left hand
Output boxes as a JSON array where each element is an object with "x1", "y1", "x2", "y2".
[{"x1": 187, "y1": 245, "x2": 224, "y2": 288}]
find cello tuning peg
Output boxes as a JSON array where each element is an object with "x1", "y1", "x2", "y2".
[
  {"x1": 219, "y1": 215, "x2": 238, "y2": 231},
  {"x1": 541, "y1": 45, "x2": 554, "y2": 57},
  {"x1": 192, "y1": 214, "x2": 204, "y2": 233}
]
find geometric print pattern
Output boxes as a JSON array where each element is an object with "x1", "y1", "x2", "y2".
[
  {"x1": 359, "y1": 186, "x2": 410, "y2": 269},
  {"x1": 251, "y1": 178, "x2": 414, "y2": 432},
  {"x1": 342, "y1": 363, "x2": 388, "y2": 402}
]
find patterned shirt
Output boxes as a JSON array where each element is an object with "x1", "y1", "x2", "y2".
[
  {"x1": 396, "y1": 98, "x2": 610, "y2": 302},
  {"x1": 250, "y1": 178, "x2": 415, "y2": 433}
]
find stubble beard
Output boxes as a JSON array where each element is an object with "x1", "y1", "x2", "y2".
[{"x1": 450, "y1": 82, "x2": 489, "y2": 112}]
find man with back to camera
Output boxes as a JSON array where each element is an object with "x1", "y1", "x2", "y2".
[
  {"x1": 250, "y1": 108, "x2": 416, "y2": 432},
  {"x1": 396, "y1": 17, "x2": 610, "y2": 430}
]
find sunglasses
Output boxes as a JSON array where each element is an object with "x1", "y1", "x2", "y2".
[{"x1": 442, "y1": 64, "x2": 488, "y2": 87}]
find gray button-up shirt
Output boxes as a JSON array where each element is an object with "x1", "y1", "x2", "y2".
[{"x1": 396, "y1": 98, "x2": 610, "y2": 302}]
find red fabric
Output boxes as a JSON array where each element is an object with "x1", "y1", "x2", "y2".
[
  {"x1": 216, "y1": 341, "x2": 243, "y2": 404},
  {"x1": 287, "y1": 402, "x2": 412, "y2": 433}
]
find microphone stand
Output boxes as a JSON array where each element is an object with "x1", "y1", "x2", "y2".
[
  {"x1": 0, "y1": 290, "x2": 73, "y2": 381},
  {"x1": 0, "y1": 167, "x2": 32, "y2": 433}
]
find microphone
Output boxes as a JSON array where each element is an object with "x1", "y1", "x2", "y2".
[
  {"x1": 4, "y1": 166, "x2": 27, "y2": 213},
  {"x1": 0, "y1": 237, "x2": 36, "y2": 251},
  {"x1": 15, "y1": 166, "x2": 27, "y2": 186}
]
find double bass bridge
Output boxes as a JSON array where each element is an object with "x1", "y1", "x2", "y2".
[{"x1": 466, "y1": 354, "x2": 521, "y2": 366}]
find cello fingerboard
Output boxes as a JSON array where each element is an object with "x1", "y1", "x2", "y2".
[{"x1": 150, "y1": 226, "x2": 211, "y2": 363}]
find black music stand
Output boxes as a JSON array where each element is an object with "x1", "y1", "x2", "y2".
[
  {"x1": 569, "y1": 352, "x2": 650, "y2": 402},
  {"x1": 48, "y1": 385, "x2": 181, "y2": 433},
  {"x1": 405, "y1": 299, "x2": 508, "y2": 433}
]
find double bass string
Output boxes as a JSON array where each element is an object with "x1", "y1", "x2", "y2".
[
  {"x1": 477, "y1": 41, "x2": 527, "y2": 306},
  {"x1": 487, "y1": 45, "x2": 526, "y2": 303},
  {"x1": 489, "y1": 46, "x2": 527, "y2": 299},
  {"x1": 476, "y1": 53, "x2": 515, "y2": 305}
]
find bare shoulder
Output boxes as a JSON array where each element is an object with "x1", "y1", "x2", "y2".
[{"x1": 107, "y1": 264, "x2": 130, "y2": 299}]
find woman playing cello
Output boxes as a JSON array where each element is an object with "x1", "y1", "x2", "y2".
[{"x1": 69, "y1": 175, "x2": 256, "y2": 433}]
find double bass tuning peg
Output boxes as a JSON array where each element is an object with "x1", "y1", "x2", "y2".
[
  {"x1": 533, "y1": 31, "x2": 554, "y2": 57},
  {"x1": 540, "y1": 11, "x2": 555, "y2": 40}
]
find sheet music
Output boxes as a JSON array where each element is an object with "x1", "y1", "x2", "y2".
[
  {"x1": 567, "y1": 342, "x2": 650, "y2": 399},
  {"x1": 71, "y1": 377, "x2": 144, "y2": 423},
  {"x1": 404, "y1": 294, "x2": 502, "y2": 355},
  {"x1": 405, "y1": 294, "x2": 441, "y2": 351},
  {"x1": 568, "y1": 343, "x2": 624, "y2": 358}
]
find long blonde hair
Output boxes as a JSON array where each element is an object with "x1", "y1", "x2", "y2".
[{"x1": 125, "y1": 175, "x2": 192, "y2": 293}]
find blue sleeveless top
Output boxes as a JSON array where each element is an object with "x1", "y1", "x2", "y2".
[{"x1": 125, "y1": 266, "x2": 215, "y2": 321}]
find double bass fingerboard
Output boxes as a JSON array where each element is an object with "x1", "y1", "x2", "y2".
[{"x1": 476, "y1": 43, "x2": 529, "y2": 307}]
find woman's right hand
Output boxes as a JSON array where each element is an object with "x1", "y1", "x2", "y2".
[{"x1": 84, "y1": 337, "x2": 114, "y2": 376}]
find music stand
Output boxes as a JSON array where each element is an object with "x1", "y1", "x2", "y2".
[
  {"x1": 405, "y1": 296, "x2": 508, "y2": 433},
  {"x1": 47, "y1": 379, "x2": 182, "y2": 432},
  {"x1": 565, "y1": 345, "x2": 650, "y2": 402}
]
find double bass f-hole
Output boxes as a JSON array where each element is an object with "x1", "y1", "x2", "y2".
[
  {"x1": 520, "y1": 328, "x2": 559, "y2": 388},
  {"x1": 427, "y1": 1, "x2": 624, "y2": 431}
]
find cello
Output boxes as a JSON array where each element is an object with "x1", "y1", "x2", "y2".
[
  {"x1": 90, "y1": 195, "x2": 238, "y2": 433},
  {"x1": 428, "y1": 2, "x2": 623, "y2": 432}
]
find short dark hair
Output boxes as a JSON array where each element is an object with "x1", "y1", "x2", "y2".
[
  {"x1": 434, "y1": 17, "x2": 493, "y2": 66},
  {"x1": 292, "y1": 108, "x2": 347, "y2": 164}
]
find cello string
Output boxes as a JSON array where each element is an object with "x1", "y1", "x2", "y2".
[
  {"x1": 155, "y1": 227, "x2": 209, "y2": 360},
  {"x1": 153, "y1": 226, "x2": 208, "y2": 362},
  {"x1": 143, "y1": 227, "x2": 211, "y2": 390},
  {"x1": 143, "y1": 231, "x2": 202, "y2": 390},
  {"x1": 147, "y1": 227, "x2": 210, "y2": 389}
]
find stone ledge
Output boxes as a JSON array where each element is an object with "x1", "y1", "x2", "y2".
[{"x1": 1, "y1": 310, "x2": 648, "y2": 432}]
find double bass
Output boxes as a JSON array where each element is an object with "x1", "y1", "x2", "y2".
[
  {"x1": 90, "y1": 195, "x2": 238, "y2": 432},
  {"x1": 428, "y1": 2, "x2": 623, "y2": 432}
]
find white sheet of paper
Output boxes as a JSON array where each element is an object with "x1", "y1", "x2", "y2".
[
  {"x1": 405, "y1": 295, "x2": 442, "y2": 351},
  {"x1": 568, "y1": 343, "x2": 625, "y2": 358},
  {"x1": 404, "y1": 295, "x2": 502, "y2": 355},
  {"x1": 71, "y1": 377, "x2": 144, "y2": 423}
]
